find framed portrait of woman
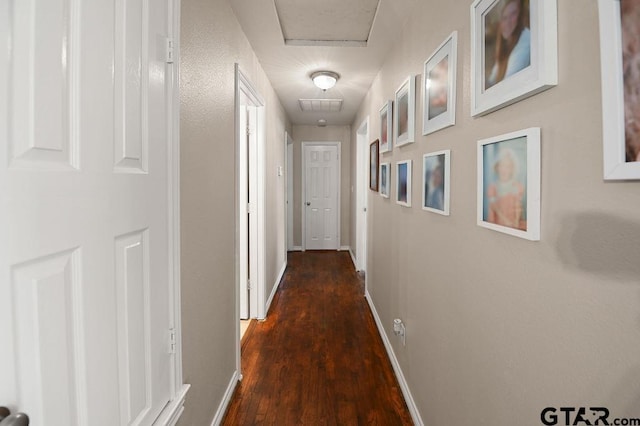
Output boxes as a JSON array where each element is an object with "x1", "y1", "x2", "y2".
[
  {"x1": 477, "y1": 128, "x2": 540, "y2": 240},
  {"x1": 599, "y1": 0, "x2": 640, "y2": 180},
  {"x1": 423, "y1": 32, "x2": 458, "y2": 136},
  {"x1": 470, "y1": 0, "x2": 557, "y2": 116}
]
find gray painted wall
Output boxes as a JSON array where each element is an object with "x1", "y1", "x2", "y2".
[
  {"x1": 179, "y1": 0, "x2": 290, "y2": 423},
  {"x1": 352, "y1": 1, "x2": 640, "y2": 425}
]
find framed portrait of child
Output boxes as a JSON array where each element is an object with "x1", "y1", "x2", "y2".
[{"x1": 477, "y1": 128, "x2": 541, "y2": 240}]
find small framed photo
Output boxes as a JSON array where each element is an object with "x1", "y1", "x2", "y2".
[
  {"x1": 394, "y1": 76, "x2": 416, "y2": 147},
  {"x1": 370, "y1": 139, "x2": 380, "y2": 191},
  {"x1": 470, "y1": 0, "x2": 557, "y2": 116},
  {"x1": 396, "y1": 160, "x2": 412, "y2": 207},
  {"x1": 380, "y1": 162, "x2": 390, "y2": 198},
  {"x1": 423, "y1": 32, "x2": 458, "y2": 136},
  {"x1": 379, "y1": 100, "x2": 393, "y2": 153},
  {"x1": 477, "y1": 128, "x2": 540, "y2": 240},
  {"x1": 422, "y1": 150, "x2": 451, "y2": 215},
  {"x1": 599, "y1": 0, "x2": 640, "y2": 180}
]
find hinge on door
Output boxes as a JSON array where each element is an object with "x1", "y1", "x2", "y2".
[
  {"x1": 247, "y1": 279, "x2": 251, "y2": 290},
  {"x1": 169, "y1": 328, "x2": 176, "y2": 354},
  {"x1": 247, "y1": 203, "x2": 251, "y2": 214},
  {"x1": 246, "y1": 126, "x2": 252, "y2": 136},
  {"x1": 165, "y1": 37, "x2": 175, "y2": 64}
]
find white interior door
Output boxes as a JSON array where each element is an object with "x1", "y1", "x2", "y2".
[
  {"x1": 356, "y1": 118, "x2": 369, "y2": 273},
  {"x1": 238, "y1": 95, "x2": 249, "y2": 319},
  {"x1": 0, "y1": 1, "x2": 174, "y2": 424},
  {"x1": 239, "y1": 97, "x2": 259, "y2": 320},
  {"x1": 303, "y1": 144, "x2": 339, "y2": 250},
  {"x1": 286, "y1": 140, "x2": 294, "y2": 251},
  {"x1": 237, "y1": 67, "x2": 263, "y2": 321}
]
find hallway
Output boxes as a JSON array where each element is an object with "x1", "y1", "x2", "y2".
[{"x1": 222, "y1": 251, "x2": 413, "y2": 425}]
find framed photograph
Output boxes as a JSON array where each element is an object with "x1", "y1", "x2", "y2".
[
  {"x1": 422, "y1": 150, "x2": 451, "y2": 215},
  {"x1": 394, "y1": 76, "x2": 416, "y2": 147},
  {"x1": 380, "y1": 162, "x2": 390, "y2": 198},
  {"x1": 470, "y1": 0, "x2": 557, "y2": 116},
  {"x1": 369, "y1": 139, "x2": 379, "y2": 191},
  {"x1": 477, "y1": 127, "x2": 540, "y2": 240},
  {"x1": 599, "y1": 0, "x2": 640, "y2": 180},
  {"x1": 379, "y1": 100, "x2": 393, "y2": 153},
  {"x1": 396, "y1": 160, "x2": 412, "y2": 207},
  {"x1": 423, "y1": 32, "x2": 458, "y2": 136}
]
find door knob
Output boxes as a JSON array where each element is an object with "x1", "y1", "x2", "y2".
[
  {"x1": 306, "y1": 202, "x2": 310, "y2": 206},
  {"x1": 0, "y1": 408, "x2": 29, "y2": 426}
]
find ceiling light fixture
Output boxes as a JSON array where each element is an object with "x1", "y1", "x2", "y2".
[{"x1": 311, "y1": 71, "x2": 340, "y2": 91}]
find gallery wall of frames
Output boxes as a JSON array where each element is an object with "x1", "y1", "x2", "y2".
[
  {"x1": 358, "y1": 2, "x2": 640, "y2": 425},
  {"x1": 367, "y1": 0, "x2": 639, "y2": 243}
]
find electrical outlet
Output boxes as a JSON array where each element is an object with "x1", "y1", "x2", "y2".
[{"x1": 393, "y1": 318, "x2": 406, "y2": 346}]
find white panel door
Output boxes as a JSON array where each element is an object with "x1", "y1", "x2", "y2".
[
  {"x1": 304, "y1": 145, "x2": 339, "y2": 250},
  {"x1": 0, "y1": 0, "x2": 174, "y2": 424}
]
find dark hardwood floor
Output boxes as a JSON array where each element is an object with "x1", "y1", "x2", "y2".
[{"x1": 222, "y1": 251, "x2": 413, "y2": 425}]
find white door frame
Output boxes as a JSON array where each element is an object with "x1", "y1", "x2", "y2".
[
  {"x1": 286, "y1": 132, "x2": 294, "y2": 252},
  {"x1": 234, "y1": 65, "x2": 267, "y2": 373},
  {"x1": 301, "y1": 141, "x2": 341, "y2": 251},
  {"x1": 161, "y1": 0, "x2": 191, "y2": 420},
  {"x1": 356, "y1": 117, "x2": 370, "y2": 274}
]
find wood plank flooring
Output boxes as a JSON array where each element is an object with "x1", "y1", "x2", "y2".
[{"x1": 222, "y1": 251, "x2": 413, "y2": 425}]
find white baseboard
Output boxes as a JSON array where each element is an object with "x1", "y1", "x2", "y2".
[
  {"x1": 210, "y1": 370, "x2": 240, "y2": 426},
  {"x1": 289, "y1": 246, "x2": 303, "y2": 251},
  {"x1": 347, "y1": 247, "x2": 357, "y2": 269},
  {"x1": 365, "y1": 291, "x2": 424, "y2": 426},
  {"x1": 265, "y1": 261, "x2": 287, "y2": 316},
  {"x1": 155, "y1": 384, "x2": 190, "y2": 426}
]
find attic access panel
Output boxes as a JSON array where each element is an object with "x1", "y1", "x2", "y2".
[{"x1": 274, "y1": 0, "x2": 379, "y2": 46}]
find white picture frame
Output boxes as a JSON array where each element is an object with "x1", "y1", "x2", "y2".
[
  {"x1": 470, "y1": 0, "x2": 557, "y2": 116},
  {"x1": 394, "y1": 76, "x2": 416, "y2": 147},
  {"x1": 477, "y1": 127, "x2": 540, "y2": 240},
  {"x1": 396, "y1": 160, "x2": 412, "y2": 207},
  {"x1": 598, "y1": 0, "x2": 640, "y2": 180},
  {"x1": 380, "y1": 162, "x2": 390, "y2": 198},
  {"x1": 423, "y1": 32, "x2": 458, "y2": 136},
  {"x1": 379, "y1": 100, "x2": 393, "y2": 153},
  {"x1": 422, "y1": 150, "x2": 451, "y2": 215}
]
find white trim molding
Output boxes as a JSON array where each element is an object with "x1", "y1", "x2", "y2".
[
  {"x1": 365, "y1": 291, "x2": 424, "y2": 426},
  {"x1": 155, "y1": 384, "x2": 191, "y2": 426},
  {"x1": 347, "y1": 247, "x2": 357, "y2": 270},
  {"x1": 264, "y1": 261, "x2": 287, "y2": 318},
  {"x1": 210, "y1": 370, "x2": 240, "y2": 426}
]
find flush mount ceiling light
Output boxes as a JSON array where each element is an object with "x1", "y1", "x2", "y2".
[{"x1": 311, "y1": 71, "x2": 340, "y2": 90}]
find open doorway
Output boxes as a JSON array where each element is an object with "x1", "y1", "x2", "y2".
[{"x1": 235, "y1": 65, "x2": 266, "y2": 372}]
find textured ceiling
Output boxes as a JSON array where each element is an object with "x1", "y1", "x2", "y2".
[{"x1": 230, "y1": 0, "x2": 419, "y2": 126}]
